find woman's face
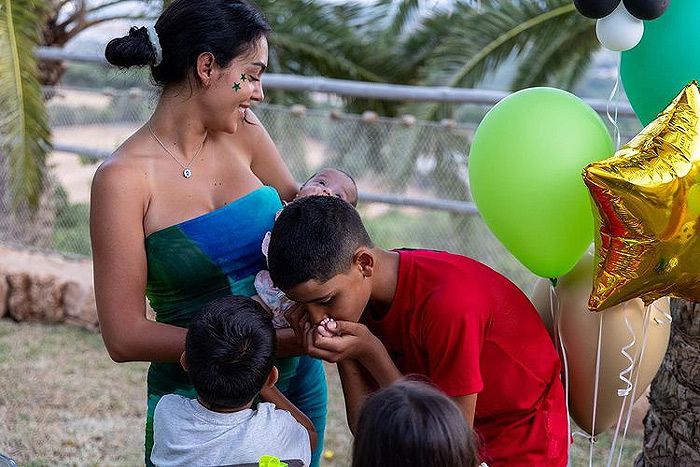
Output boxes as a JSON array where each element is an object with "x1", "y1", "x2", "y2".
[{"x1": 201, "y1": 36, "x2": 268, "y2": 134}]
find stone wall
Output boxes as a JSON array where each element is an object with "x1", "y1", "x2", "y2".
[{"x1": 0, "y1": 245, "x2": 97, "y2": 331}]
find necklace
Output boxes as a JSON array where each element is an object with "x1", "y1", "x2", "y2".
[{"x1": 148, "y1": 121, "x2": 208, "y2": 179}]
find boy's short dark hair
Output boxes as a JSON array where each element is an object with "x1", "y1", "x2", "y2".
[
  {"x1": 186, "y1": 296, "x2": 275, "y2": 409},
  {"x1": 268, "y1": 196, "x2": 373, "y2": 291}
]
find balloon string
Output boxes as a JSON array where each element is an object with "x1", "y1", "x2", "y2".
[
  {"x1": 549, "y1": 284, "x2": 572, "y2": 449},
  {"x1": 605, "y1": 302, "x2": 637, "y2": 467},
  {"x1": 616, "y1": 303, "x2": 636, "y2": 398},
  {"x1": 606, "y1": 57, "x2": 622, "y2": 150},
  {"x1": 652, "y1": 298, "x2": 673, "y2": 324},
  {"x1": 614, "y1": 304, "x2": 653, "y2": 467},
  {"x1": 589, "y1": 313, "x2": 603, "y2": 467}
]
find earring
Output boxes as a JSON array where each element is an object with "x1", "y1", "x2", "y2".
[
  {"x1": 240, "y1": 73, "x2": 248, "y2": 81},
  {"x1": 232, "y1": 82, "x2": 241, "y2": 92}
]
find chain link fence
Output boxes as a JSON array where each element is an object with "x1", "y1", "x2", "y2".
[{"x1": 2, "y1": 85, "x2": 564, "y2": 292}]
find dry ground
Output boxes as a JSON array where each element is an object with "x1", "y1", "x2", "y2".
[{"x1": 0, "y1": 320, "x2": 352, "y2": 467}]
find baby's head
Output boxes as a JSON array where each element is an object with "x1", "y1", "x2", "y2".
[
  {"x1": 298, "y1": 168, "x2": 358, "y2": 206},
  {"x1": 184, "y1": 296, "x2": 277, "y2": 411}
]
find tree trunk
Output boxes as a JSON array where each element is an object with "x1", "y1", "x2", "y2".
[{"x1": 635, "y1": 300, "x2": 700, "y2": 466}]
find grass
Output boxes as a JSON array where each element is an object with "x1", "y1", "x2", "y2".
[
  {"x1": 0, "y1": 321, "x2": 644, "y2": 466},
  {"x1": 0, "y1": 320, "x2": 352, "y2": 466}
]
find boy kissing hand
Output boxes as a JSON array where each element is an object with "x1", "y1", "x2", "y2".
[{"x1": 303, "y1": 320, "x2": 381, "y2": 364}]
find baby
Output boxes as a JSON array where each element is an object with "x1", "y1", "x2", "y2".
[{"x1": 255, "y1": 168, "x2": 358, "y2": 328}]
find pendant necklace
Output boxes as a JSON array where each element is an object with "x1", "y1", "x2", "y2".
[{"x1": 148, "y1": 122, "x2": 208, "y2": 179}]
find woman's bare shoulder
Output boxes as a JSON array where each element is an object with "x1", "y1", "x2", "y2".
[
  {"x1": 231, "y1": 110, "x2": 269, "y2": 146},
  {"x1": 92, "y1": 133, "x2": 153, "y2": 201}
]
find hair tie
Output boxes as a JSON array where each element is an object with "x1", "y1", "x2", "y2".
[{"x1": 146, "y1": 25, "x2": 163, "y2": 66}]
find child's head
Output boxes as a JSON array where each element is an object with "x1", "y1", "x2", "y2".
[
  {"x1": 352, "y1": 380, "x2": 481, "y2": 467},
  {"x1": 185, "y1": 296, "x2": 277, "y2": 410},
  {"x1": 267, "y1": 196, "x2": 374, "y2": 324},
  {"x1": 298, "y1": 168, "x2": 358, "y2": 206}
]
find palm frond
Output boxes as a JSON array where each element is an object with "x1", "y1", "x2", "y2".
[
  {"x1": 512, "y1": 14, "x2": 598, "y2": 89},
  {"x1": 0, "y1": 0, "x2": 51, "y2": 208},
  {"x1": 416, "y1": 0, "x2": 582, "y2": 119},
  {"x1": 384, "y1": 0, "x2": 422, "y2": 40},
  {"x1": 547, "y1": 27, "x2": 600, "y2": 91},
  {"x1": 271, "y1": 32, "x2": 383, "y2": 82},
  {"x1": 260, "y1": 0, "x2": 383, "y2": 81}
]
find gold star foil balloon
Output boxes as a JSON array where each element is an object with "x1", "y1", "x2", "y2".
[{"x1": 583, "y1": 81, "x2": 700, "y2": 311}]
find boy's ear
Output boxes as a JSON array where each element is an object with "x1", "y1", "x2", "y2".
[
  {"x1": 180, "y1": 351, "x2": 188, "y2": 372},
  {"x1": 354, "y1": 248, "x2": 374, "y2": 277},
  {"x1": 265, "y1": 366, "x2": 279, "y2": 388}
]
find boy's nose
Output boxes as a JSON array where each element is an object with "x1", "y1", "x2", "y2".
[{"x1": 305, "y1": 305, "x2": 328, "y2": 325}]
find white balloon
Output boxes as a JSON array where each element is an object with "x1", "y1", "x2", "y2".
[{"x1": 595, "y1": 2, "x2": 645, "y2": 52}]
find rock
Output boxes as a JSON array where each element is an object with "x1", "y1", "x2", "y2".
[
  {"x1": 63, "y1": 284, "x2": 98, "y2": 330},
  {"x1": 0, "y1": 245, "x2": 96, "y2": 330},
  {"x1": 0, "y1": 275, "x2": 7, "y2": 318},
  {"x1": 7, "y1": 273, "x2": 64, "y2": 323}
]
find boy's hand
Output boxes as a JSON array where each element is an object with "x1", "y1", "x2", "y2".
[{"x1": 303, "y1": 320, "x2": 382, "y2": 364}]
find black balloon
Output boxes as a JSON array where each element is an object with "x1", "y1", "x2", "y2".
[
  {"x1": 623, "y1": 0, "x2": 671, "y2": 20},
  {"x1": 573, "y1": 0, "x2": 621, "y2": 19}
]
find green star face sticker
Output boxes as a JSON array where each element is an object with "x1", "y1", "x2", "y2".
[
  {"x1": 232, "y1": 82, "x2": 241, "y2": 92},
  {"x1": 240, "y1": 73, "x2": 248, "y2": 81}
]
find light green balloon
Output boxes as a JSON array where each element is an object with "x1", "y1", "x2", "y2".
[
  {"x1": 468, "y1": 87, "x2": 614, "y2": 278},
  {"x1": 621, "y1": 0, "x2": 700, "y2": 126}
]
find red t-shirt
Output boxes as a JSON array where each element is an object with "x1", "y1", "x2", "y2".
[{"x1": 364, "y1": 250, "x2": 568, "y2": 466}]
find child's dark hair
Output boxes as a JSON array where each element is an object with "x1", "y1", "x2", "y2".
[
  {"x1": 268, "y1": 196, "x2": 373, "y2": 291},
  {"x1": 352, "y1": 380, "x2": 481, "y2": 467},
  {"x1": 104, "y1": 0, "x2": 271, "y2": 88},
  {"x1": 186, "y1": 295, "x2": 275, "y2": 409}
]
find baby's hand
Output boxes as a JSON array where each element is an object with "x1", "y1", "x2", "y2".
[{"x1": 316, "y1": 317, "x2": 340, "y2": 337}]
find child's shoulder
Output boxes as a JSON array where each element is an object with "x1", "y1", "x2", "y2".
[
  {"x1": 255, "y1": 403, "x2": 306, "y2": 432},
  {"x1": 154, "y1": 394, "x2": 192, "y2": 414}
]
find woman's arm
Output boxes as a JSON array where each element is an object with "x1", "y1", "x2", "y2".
[
  {"x1": 244, "y1": 111, "x2": 298, "y2": 202},
  {"x1": 90, "y1": 159, "x2": 186, "y2": 363},
  {"x1": 260, "y1": 385, "x2": 318, "y2": 452}
]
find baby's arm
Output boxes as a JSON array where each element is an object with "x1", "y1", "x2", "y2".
[{"x1": 259, "y1": 385, "x2": 318, "y2": 452}]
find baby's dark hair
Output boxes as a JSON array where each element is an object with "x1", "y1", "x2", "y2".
[
  {"x1": 268, "y1": 196, "x2": 373, "y2": 291},
  {"x1": 352, "y1": 380, "x2": 481, "y2": 467},
  {"x1": 105, "y1": 0, "x2": 271, "y2": 88},
  {"x1": 186, "y1": 295, "x2": 275, "y2": 409}
]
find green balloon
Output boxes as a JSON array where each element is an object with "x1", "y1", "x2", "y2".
[
  {"x1": 468, "y1": 87, "x2": 613, "y2": 279},
  {"x1": 621, "y1": 0, "x2": 700, "y2": 125}
]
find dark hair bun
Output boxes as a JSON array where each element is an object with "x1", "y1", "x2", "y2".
[{"x1": 105, "y1": 26, "x2": 157, "y2": 68}]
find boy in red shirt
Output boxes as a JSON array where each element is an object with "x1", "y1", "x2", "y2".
[{"x1": 267, "y1": 196, "x2": 568, "y2": 466}]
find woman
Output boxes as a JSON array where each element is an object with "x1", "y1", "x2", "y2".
[{"x1": 90, "y1": 1, "x2": 327, "y2": 465}]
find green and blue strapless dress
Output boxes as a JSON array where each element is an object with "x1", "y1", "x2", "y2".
[{"x1": 144, "y1": 186, "x2": 327, "y2": 466}]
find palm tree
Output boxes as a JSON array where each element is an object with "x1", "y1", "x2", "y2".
[
  {"x1": 0, "y1": 0, "x2": 51, "y2": 208},
  {"x1": 412, "y1": 0, "x2": 599, "y2": 119},
  {"x1": 39, "y1": 0, "x2": 154, "y2": 85},
  {"x1": 635, "y1": 300, "x2": 700, "y2": 466}
]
